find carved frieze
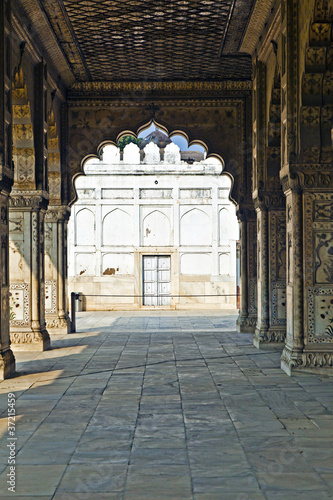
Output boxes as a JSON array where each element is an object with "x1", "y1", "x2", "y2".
[
  {"x1": 69, "y1": 81, "x2": 252, "y2": 99},
  {"x1": 9, "y1": 191, "x2": 49, "y2": 209},
  {"x1": 46, "y1": 318, "x2": 70, "y2": 329},
  {"x1": 45, "y1": 206, "x2": 70, "y2": 222}
]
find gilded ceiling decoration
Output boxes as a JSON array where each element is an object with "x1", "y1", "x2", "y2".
[{"x1": 39, "y1": 0, "x2": 254, "y2": 82}]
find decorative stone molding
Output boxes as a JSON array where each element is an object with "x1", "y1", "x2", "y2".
[
  {"x1": 282, "y1": 345, "x2": 333, "y2": 374},
  {"x1": 253, "y1": 191, "x2": 286, "y2": 209},
  {"x1": 45, "y1": 206, "x2": 70, "y2": 222},
  {"x1": 302, "y1": 351, "x2": 333, "y2": 368},
  {"x1": 9, "y1": 191, "x2": 49, "y2": 209},
  {"x1": 10, "y1": 329, "x2": 50, "y2": 351},
  {"x1": 240, "y1": 0, "x2": 276, "y2": 55},
  {"x1": 236, "y1": 207, "x2": 256, "y2": 222},
  {"x1": 280, "y1": 168, "x2": 333, "y2": 193},
  {"x1": 12, "y1": 2, "x2": 75, "y2": 87},
  {"x1": 237, "y1": 315, "x2": 258, "y2": 334},
  {"x1": 69, "y1": 81, "x2": 252, "y2": 99},
  {"x1": 254, "y1": 329, "x2": 286, "y2": 347},
  {"x1": 46, "y1": 318, "x2": 70, "y2": 330}
]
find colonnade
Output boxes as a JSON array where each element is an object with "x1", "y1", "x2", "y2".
[{"x1": 0, "y1": 0, "x2": 332, "y2": 379}]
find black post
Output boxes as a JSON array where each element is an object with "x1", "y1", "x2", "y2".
[{"x1": 70, "y1": 292, "x2": 76, "y2": 333}]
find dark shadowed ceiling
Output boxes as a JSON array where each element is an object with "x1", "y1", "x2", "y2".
[{"x1": 38, "y1": 0, "x2": 255, "y2": 82}]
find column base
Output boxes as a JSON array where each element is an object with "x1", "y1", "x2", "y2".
[
  {"x1": 46, "y1": 316, "x2": 71, "y2": 334},
  {"x1": 10, "y1": 327, "x2": 50, "y2": 351},
  {"x1": 0, "y1": 349, "x2": 16, "y2": 380},
  {"x1": 281, "y1": 345, "x2": 333, "y2": 376},
  {"x1": 253, "y1": 327, "x2": 286, "y2": 349},
  {"x1": 236, "y1": 314, "x2": 257, "y2": 333}
]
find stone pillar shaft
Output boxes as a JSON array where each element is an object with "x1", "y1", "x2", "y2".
[
  {"x1": 9, "y1": 193, "x2": 50, "y2": 350},
  {"x1": 236, "y1": 208, "x2": 257, "y2": 333},
  {"x1": 239, "y1": 219, "x2": 248, "y2": 318},
  {"x1": 44, "y1": 206, "x2": 70, "y2": 333},
  {"x1": 0, "y1": 0, "x2": 15, "y2": 378},
  {"x1": 253, "y1": 202, "x2": 287, "y2": 348}
]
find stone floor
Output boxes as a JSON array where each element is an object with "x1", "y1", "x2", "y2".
[{"x1": 0, "y1": 310, "x2": 332, "y2": 499}]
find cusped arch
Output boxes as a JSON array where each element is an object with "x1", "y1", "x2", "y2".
[
  {"x1": 180, "y1": 208, "x2": 211, "y2": 246},
  {"x1": 116, "y1": 130, "x2": 138, "y2": 142},
  {"x1": 137, "y1": 120, "x2": 169, "y2": 138},
  {"x1": 103, "y1": 208, "x2": 132, "y2": 246},
  {"x1": 75, "y1": 208, "x2": 95, "y2": 246},
  {"x1": 97, "y1": 141, "x2": 118, "y2": 160},
  {"x1": 142, "y1": 210, "x2": 171, "y2": 246},
  {"x1": 68, "y1": 116, "x2": 239, "y2": 206}
]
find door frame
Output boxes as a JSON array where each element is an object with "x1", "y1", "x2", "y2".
[{"x1": 134, "y1": 247, "x2": 179, "y2": 309}]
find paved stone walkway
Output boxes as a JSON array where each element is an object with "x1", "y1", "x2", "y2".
[{"x1": 0, "y1": 310, "x2": 332, "y2": 499}]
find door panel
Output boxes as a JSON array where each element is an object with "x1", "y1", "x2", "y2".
[{"x1": 143, "y1": 255, "x2": 171, "y2": 306}]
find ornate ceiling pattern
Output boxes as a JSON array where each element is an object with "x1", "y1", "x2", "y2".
[{"x1": 38, "y1": 0, "x2": 254, "y2": 82}]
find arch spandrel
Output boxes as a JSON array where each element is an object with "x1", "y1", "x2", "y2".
[{"x1": 67, "y1": 98, "x2": 248, "y2": 206}]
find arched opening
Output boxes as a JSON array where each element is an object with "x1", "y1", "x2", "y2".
[{"x1": 68, "y1": 123, "x2": 239, "y2": 311}]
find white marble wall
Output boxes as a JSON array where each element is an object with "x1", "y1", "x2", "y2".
[{"x1": 68, "y1": 144, "x2": 239, "y2": 309}]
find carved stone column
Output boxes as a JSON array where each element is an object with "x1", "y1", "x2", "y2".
[
  {"x1": 281, "y1": 172, "x2": 333, "y2": 375},
  {"x1": 253, "y1": 194, "x2": 287, "y2": 348},
  {"x1": 0, "y1": 0, "x2": 16, "y2": 378},
  {"x1": 236, "y1": 207, "x2": 257, "y2": 332},
  {"x1": 45, "y1": 206, "x2": 70, "y2": 333},
  {"x1": 0, "y1": 190, "x2": 15, "y2": 377},
  {"x1": 254, "y1": 204, "x2": 269, "y2": 343},
  {"x1": 9, "y1": 192, "x2": 50, "y2": 350},
  {"x1": 278, "y1": 0, "x2": 333, "y2": 374}
]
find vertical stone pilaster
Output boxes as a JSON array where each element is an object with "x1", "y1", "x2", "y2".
[
  {"x1": 0, "y1": 0, "x2": 15, "y2": 378},
  {"x1": 254, "y1": 206, "x2": 269, "y2": 344},
  {"x1": 279, "y1": 0, "x2": 333, "y2": 375},
  {"x1": 9, "y1": 193, "x2": 50, "y2": 350},
  {"x1": 236, "y1": 207, "x2": 257, "y2": 332},
  {"x1": 45, "y1": 206, "x2": 70, "y2": 333},
  {"x1": 253, "y1": 198, "x2": 287, "y2": 348},
  {"x1": 0, "y1": 192, "x2": 15, "y2": 377}
]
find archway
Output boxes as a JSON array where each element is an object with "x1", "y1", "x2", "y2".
[{"x1": 68, "y1": 124, "x2": 239, "y2": 311}]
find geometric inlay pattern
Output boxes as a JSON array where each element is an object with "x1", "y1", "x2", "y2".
[{"x1": 51, "y1": 0, "x2": 253, "y2": 81}]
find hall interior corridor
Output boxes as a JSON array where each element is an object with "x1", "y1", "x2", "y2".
[{"x1": 0, "y1": 311, "x2": 332, "y2": 499}]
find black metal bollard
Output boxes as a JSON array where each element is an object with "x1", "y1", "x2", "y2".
[{"x1": 70, "y1": 292, "x2": 76, "y2": 333}]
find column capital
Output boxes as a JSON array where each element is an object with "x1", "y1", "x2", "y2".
[
  {"x1": 253, "y1": 189, "x2": 286, "y2": 210},
  {"x1": 9, "y1": 189, "x2": 49, "y2": 210},
  {"x1": 45, "y1": 205, "x2": 70, "y2": 222},
  {"x1": 280, "y1": 164, "x2": 333, "y2": 194},
  {"x1": 236, "y1": 205, "x2": 256, "y2": 222}
]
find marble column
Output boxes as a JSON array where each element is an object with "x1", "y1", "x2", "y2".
[
  {"x1": 45, "y1": 206, "x2": 70, "y2": 333},
  {"x1": 280, "y1": 173, "x2": 333, "y2": 375},
  {"x1": 236, "y1": 207, "x2": 257, "y2": 333},
  {"x1": 254, "y1": 205, "x2": 269, "y2": 343},
  {"x1": 9, "y1": 192, "x2": 50, "y2": 350},
  {"x1": 0, "y1": 191, "x2": 16, "y2": 377},
  {"x1": 0, "y1": 0, "x2": 16, "y2": 377},
  {"x1": 253, "y1": 198, "x2": 287, "y2": 348}
]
